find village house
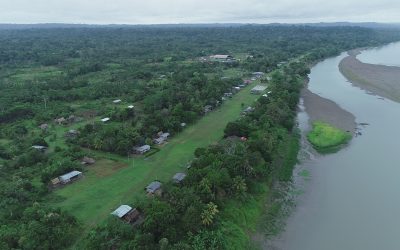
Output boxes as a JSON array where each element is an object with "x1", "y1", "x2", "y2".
[
  {"x1": 111, "y1": 205, "x2": 141, "y2": 224},
  {"x1": 172, "y1": 173, "x2": 186, "y2": 183},
  {"x1": 252, "y1": 72, "x2": 264, "y2": 78},
  {"x1": 133, "y1": 145, "x2": 151, "y2": 154},
  {"x1": 223, "y1": 92, "x2": 233, "y2": 98},
  {"x1": 145, "y1": 181, "x2": 162, "y2": 196},
  {"x1": 81, "y1": 156, "x2": 96, "y2": 165},
  {"x1": 204, "y1": 105, "x2": 213, "y2": 114},
  {"x1": 101, "y1": 117, "x2": 110, "y2": 122},
  {"x1": 32, "y1": 145, "x2": 47, "y2": 151},
  {"x1": 242, "y1": 106, "x2": 254, "y2": 114},
  {"x1": 153, "y1": 132, "x2": 170, "y2": 145},
  {"x1": 39, "y1": 123, "x2": 49, "y2": 131},
  {"x1": 59, "y1": 170, "x2": 83, "y2": 184},
  {"x1": 65, "y1": 129, "x2": 80, "y2": 138},
  {"x1": 251, "y1": 85, "x2": 267, "y2": 94},
  {"x1": 180, "y1": 122, "x2": 186, "y2": 127},
  {"x1": 50, "y1": 170, "x2": 83, "y2": 189},
  {"x1": 210, "y1": 54, "x2": 232, "y2": 60},
  {"x1": 127, "y1": 105, "x2": 134, "y2": 109},
  {"x1": 54, "y1": 117, "x2": 67, "y2": 125},
  {"x1": 113, "y1": 99, "x2": 122, "y2": 104}
]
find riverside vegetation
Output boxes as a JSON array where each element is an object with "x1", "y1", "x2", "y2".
[
  {"x1": 307, "y1": 121, "x2": 352, "y2": 153},
  {"x1": 0, "y1": 25, "x2": 399, "y2": 249}
]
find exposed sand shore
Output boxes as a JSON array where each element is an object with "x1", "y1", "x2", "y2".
[
  {"x1": 339, "y1": 50, "x2": 400, "y2": 103},
  {"x1": 301, "y1": 88, "x2": 356, "y2": 133}
]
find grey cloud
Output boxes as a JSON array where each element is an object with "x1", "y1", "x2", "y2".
[{"x1": 0, "y1": 0, "x2": 399, "y2": 24}]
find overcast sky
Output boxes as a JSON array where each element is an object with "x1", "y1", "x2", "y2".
[{"x1": 1, "y1": 0, "x2": 400, "y2": 24}]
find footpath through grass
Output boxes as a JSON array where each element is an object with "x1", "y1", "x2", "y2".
[
  {"x1": 307, "y1": 121, "x2": 352, "y2": 153},
  {"x1": 52, "y1": 81, "x2": 260, "y2": 229}
]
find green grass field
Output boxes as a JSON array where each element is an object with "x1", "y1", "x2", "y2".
[
  {"x1": 51, "y1": 81, "x2": 261, "y2": 229},
  {"x1": 8, "y1": 66, "x2": 64, "y2": 83},
  {"x1": 307, "y1": 121, "x2": 351, "y2": 152}
]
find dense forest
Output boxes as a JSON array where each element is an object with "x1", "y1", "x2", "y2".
[{"x1": 0, "y1": 25, "x2": 399, "y2": 249}]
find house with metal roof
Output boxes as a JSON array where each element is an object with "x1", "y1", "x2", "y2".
[
  {"x1": 113, "y1": 99, "x2": 122, "y2": 104},
  {"x1": 111, "y1": 205, "x2": 141, "y2": 224},
  {"x1": 242, "y1": 106, "x2": 254, "y2": 114},
  {"x1": 101, "y1": 117, "x2": 110, "y2": 122},
  {"x1": 251, "y1": 85, "x2": 267, "y2": 94},
  {"x1": 133, "y1": 145, "x2": 151, "y2": 154},
  {"x1": 145, "y1": 181, "x2": 162, "y2": 196},
  {"x1": 59, "y1": 170, "x2": 83, "y2": 184},
  {"x1": 32, "y1": 145, "x2": 47, "y2": 151},
  {"x1": 81, "y1": 156, "x2": 95, "y2": 165},
  {"x1": 172, "y1": 173, "x2": 186, "y2": 183},
  {"x1": 153, "y1": 132, "x2": 170, "y2": 145}
]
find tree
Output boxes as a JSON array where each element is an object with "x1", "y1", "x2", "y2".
[{"x1": 200, "y1": 202, "x2": 219, "y2": 226}]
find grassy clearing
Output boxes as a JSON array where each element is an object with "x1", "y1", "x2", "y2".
[
  {"x1": 51, "y1": 81, "x2": 260, "y2": 229},
  {"x1": 307, "y1": 121, "x2": 351, "y2": 152},
  {"x1": 8, "y1": 66, "x2": 63, "y2": 83}
]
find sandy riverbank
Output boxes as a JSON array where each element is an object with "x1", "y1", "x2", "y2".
[
  {"x1": 301, "y1": 88, "x2": 356, "y2": 133},
  {"x1": 339, "y1": 50, "x2": 400, "y2": 103}
]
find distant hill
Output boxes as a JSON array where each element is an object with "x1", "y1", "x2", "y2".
[
  {"x1": 1, "y1": 22, "x2": 400, "y2": 30},
  {"x1": 298, "y1": 22, "x2": 400, "y2": 29}
]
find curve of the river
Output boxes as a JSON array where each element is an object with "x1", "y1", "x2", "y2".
[{"x1": 271, "y1": 42, "x2": 400, "y2": 250}]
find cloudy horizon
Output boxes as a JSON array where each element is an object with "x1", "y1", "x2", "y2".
[{"x1": 1, "y1": 0, "x2": 400, "y2": 24}]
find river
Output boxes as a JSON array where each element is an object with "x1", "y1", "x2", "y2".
[{"x1": 270, "y1": 42, "x2": 400, "y2": 250}]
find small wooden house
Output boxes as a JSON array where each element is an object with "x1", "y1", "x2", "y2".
[
  {"x1": 172, "y1": 173, "x2": 186, "y2": 183},
  {"x1": 59, "y1": 170, "x2": 83, "y2": 184},
  {"x1": 39, "y1": 123, "x2": 49, "y2": 131},
  {"x1": 133, "y1": 145, "x2": 151, "y2": 154},
  {"x1": 111, "y1": 205, "x2": 141, "y2": 224},
  {"x1": 145, "y1": 181, "x2": 162, "y2": 196},
  {"x1": 81, "y1": 156, "x2": 96, "y2": 165}
]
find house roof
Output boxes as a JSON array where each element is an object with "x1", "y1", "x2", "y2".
[
  {"x1": 113, "y1": 99, "x2": 122, "y2": 103},
  {"x1": 146, "y1": 181, "x2": 162, "y2": 193},
  {"x1": 32, "y1": 145, "x2": 47, "y2": 150},
  {"x1": 173, "y1": 173, "x2": 186, "y2": 182},
  {"x1": 251, "y1": 85, "x2": 267, "y2": 92},
  {"x1": 127, "y1": 105, "x2": 134, "y2": 109},
  {"x1": 154, "y1": 137, "x2": 165, "y2": 144},
  {"x1": 82, "y1": 156, "x2": 95, "y2": 164},
  {"x1": 111, "y1": 205, "x2": 133, "y2": 218},
  {"x1": 101, "y1": 117, "x2": 110, "y2": 122},
  {"x1": 243, "y1": 107, "x2": 254, "y2": 112},
  {"x1": 59, "y1": 170, "x2": 82, "y2": 182},
  {"x1": 135, "y1": 145, "x2": 150, "y2": 152},
  {"x1": 211, "y1": 55, "x2": 231, "y2": 59}
]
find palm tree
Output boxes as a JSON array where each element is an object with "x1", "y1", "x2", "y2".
[{"x1": 201, "y1": 202, "x2": 219, "y2": 226}]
